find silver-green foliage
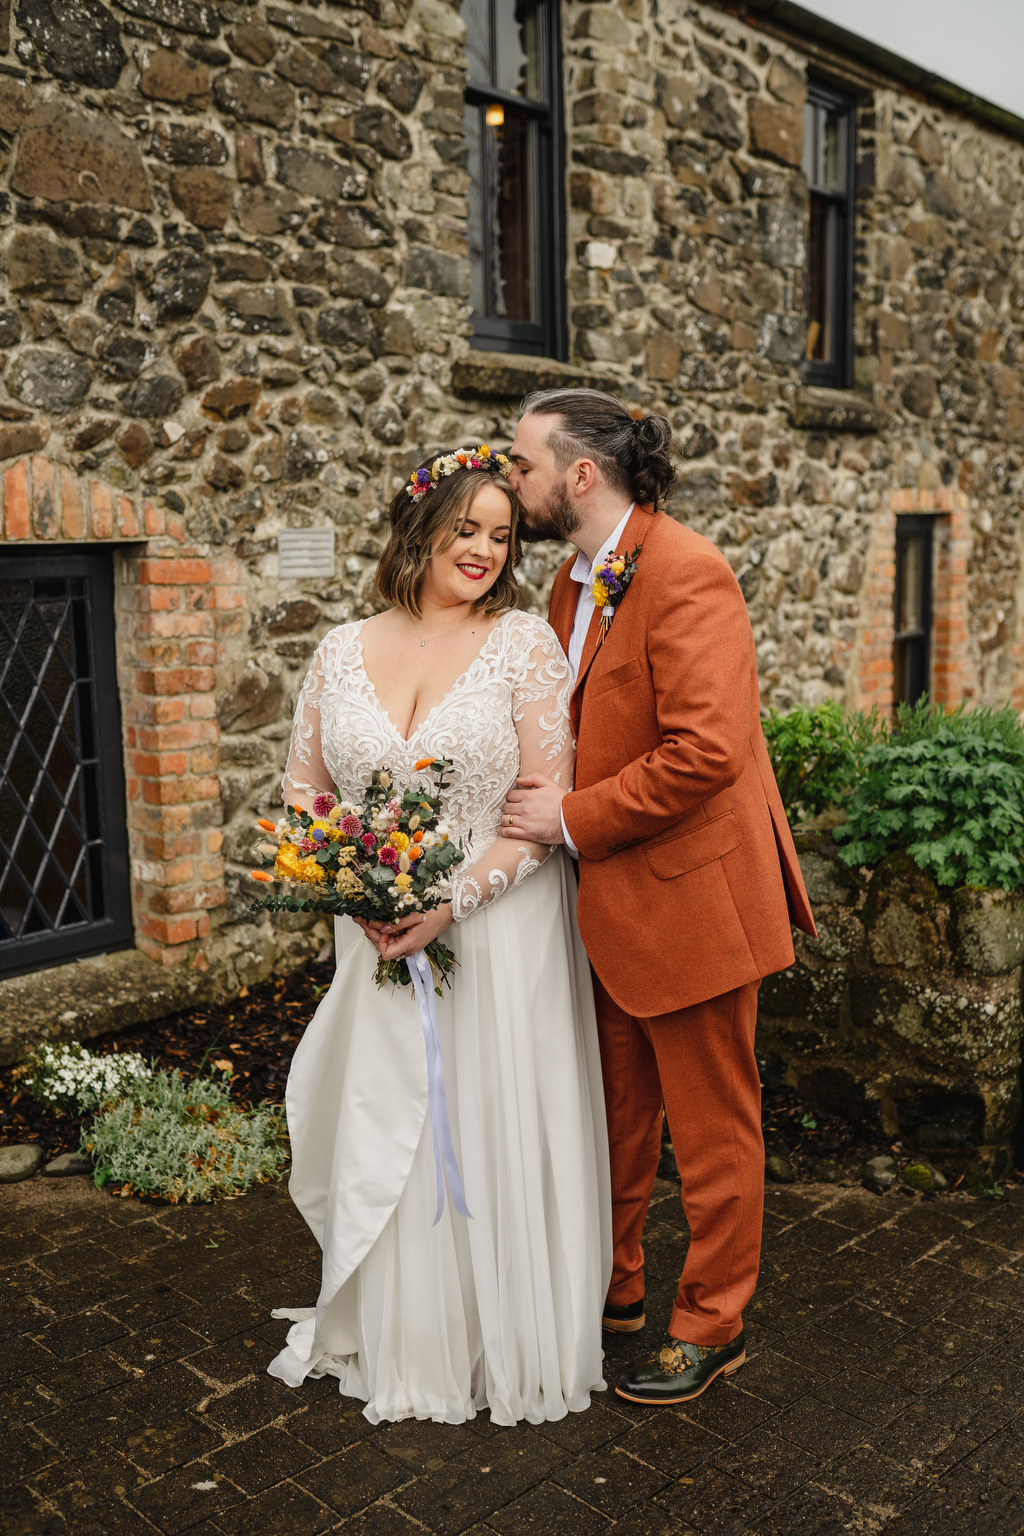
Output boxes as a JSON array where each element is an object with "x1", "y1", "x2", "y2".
[{"x1": 84, "y1": 1069, "x2": 288, "y2": 1204}]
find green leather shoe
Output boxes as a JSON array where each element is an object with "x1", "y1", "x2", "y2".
[
  {"x1": 602, "y1": 1298, "x2": 645, "y2": 1333},
  {"x1": 615, "y1": 1330, "x2": 745, "y2": 1405}
]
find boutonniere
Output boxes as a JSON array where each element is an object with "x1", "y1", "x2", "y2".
[{"x1": 592, "y1": 544, "x2": 641, "y2": 645}]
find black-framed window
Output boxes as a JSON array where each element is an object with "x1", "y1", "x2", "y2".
[
  {"x1": 802, "y1": 79, "x2": 855, "y2": 390},
  {"x1": 0, "y1": 549, "x2": 133, "y2": 978},
  {"x1": 893, "y1": 516, "x2": 934, "y2": 706},
  {"x1": 462, "y1": 0, "x2": 564, "y2": 357}
]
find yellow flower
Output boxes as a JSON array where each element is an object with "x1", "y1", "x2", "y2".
[
  {"x1": 388, "y1": 831, "x2": 410, "y2": 852},
  {"x1": 592, "y1": 579, "x2": 609, "y2": 607},
  {"x1": 394, "y1": 872, "x2": 414, "y2": 891},
  {"x1": 275, "y1": 845, "x2": 325, "y2": 885},
  {"x1": 610, "y1": 559, "x2": 625, "y2": 575},
  {"x1": 310, "y1": 818, "x2": 343, "y2": 843},
  {"x1": 478, "y1": 444, "x2": 491, "y2": 457}
]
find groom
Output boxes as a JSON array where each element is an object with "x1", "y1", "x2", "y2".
[{"x1": 500, "y1": 388, "x2": 815, "y2": 1406}]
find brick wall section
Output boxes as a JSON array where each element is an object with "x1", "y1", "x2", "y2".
[
  {"x1": 1, "y1": 454, "x2": 241, "y2": 969},
  {"x1": 851, "y1": 489, "x2": 976, "y2": 712}
]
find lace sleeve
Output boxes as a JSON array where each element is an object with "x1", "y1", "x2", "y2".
[
  {"x1": 281, "y1": 642, "x2": 333, "y2": 813},
  {"x1": 449, "y1": 621, "x2": 575, "y2": 922}
]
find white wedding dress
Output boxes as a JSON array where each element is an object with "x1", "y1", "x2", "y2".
[{"x1": 267, "y1": 610, "x2": 612, "y2": 1425}]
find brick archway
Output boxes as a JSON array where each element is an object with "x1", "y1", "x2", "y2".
[{"x1": 1, "y1": 456, "x2": 243, "y2": 968}]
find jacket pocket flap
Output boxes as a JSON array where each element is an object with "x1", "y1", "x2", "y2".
[
  {"x1": 590, "y1": 656, "x2": 643, "y2": 696},
  {"x1": 644, "y1": 812, "x2": 741, "y2": 880}
]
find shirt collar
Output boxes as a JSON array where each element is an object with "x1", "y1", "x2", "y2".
[{"x1": 569, "y1": 503, "x2": 636, "y2": 586}]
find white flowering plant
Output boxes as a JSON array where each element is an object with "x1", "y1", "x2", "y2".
[{"x1": 19, "y1": 1041, "x2": 153, "y2": 1114}]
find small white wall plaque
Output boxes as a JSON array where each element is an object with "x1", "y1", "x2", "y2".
[{"x1": 277, "y1": 528, "x2": 336, "y2": 579}]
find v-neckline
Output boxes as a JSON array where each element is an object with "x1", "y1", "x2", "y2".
[{"x1": 355, "y1": 612, "x2": 509, "y2": 745}]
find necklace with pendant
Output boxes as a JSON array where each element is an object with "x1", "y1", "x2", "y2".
[{"x1": 409, "y1": 613, "x2": 470, "y2": 648}]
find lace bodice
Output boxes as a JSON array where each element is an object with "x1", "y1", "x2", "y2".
[{"x1": 282, "y1": 610, "x2": 574, "y2": 919}]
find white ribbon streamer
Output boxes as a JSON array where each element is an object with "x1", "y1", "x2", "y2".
[{"x1": 407, "y1": 949, "x2": 472, "y2": 1225}]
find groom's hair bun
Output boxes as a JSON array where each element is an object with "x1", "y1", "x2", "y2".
[{"x1": 520, "y1": 388, "x2": 676, "y2": 509}]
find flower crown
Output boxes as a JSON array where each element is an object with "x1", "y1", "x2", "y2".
[{"x1": 406, "y1": 444, "x2": 512, "y2": 500}]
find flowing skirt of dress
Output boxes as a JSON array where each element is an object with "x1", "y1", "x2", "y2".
[{"x1": 267, "y1": 850, "x2": 612, "y2": 1426}]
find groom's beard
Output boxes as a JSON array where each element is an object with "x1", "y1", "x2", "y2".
[{"x1": 519, "y1": 480, "x2": 582, "y2": 544}]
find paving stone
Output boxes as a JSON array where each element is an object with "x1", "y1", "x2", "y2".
[
  {"x1": 713, "y1": 1426, "x2": 820, "y2": 1499},
  {"x1": 31, "y1": 1444, "x2": 147, "y2": 1518},
  {"x1": 485, "y1": 1480, "x2": 609, "y2": 1535},
  {"x1": 202, "y1": 1373, "x2": 306, "y2": 1434},
  {"x1": 742, "y1": 1481, "x2": 858, "y2": 1535},
  {"x1": 809, "y1": 1365, "x2": 916, "y2": 1428},
  {"x1": 129, "y1": 1458, "x2": 246, "y2": 1531},
  {"x1": 770, "y1": 1394, "x2": 868, "y2": 1457},
  {"x1": 186, "y1": 1322, "x2": 281, "y2": 1386},
  {"x1": 118, "y1": 1412, "x2": 224, "y2": 1476},
  {"x1": 530, "y1": 1397, "x2": 631, "y2": 1454},
  {"x1": 551, "y1": 1446, "x2": 671, "y2": 1518},
  {"x1": 297, "y1": 1440, "x2": 408, "y2": 1516},
  {"x1": 816, "y1": 1443, "x2": 924, "y2": 1513},
  {"x1": 0, "y1": 1480, "x2": 62, "y2": 1536},
  {"x1": 288, "y1": 1394, "x2": 380, "y2": 1456},
  {"x1": 113, "y1": 1318, "x2": 207, "y2": 1373},
  {"x1": 216, "y1": 1479, "x2": 335, "y2": 1536},
  {"x1": 734, "y1": 1347, "x2": 824, "y2": 1410},
  {"x1": 655, "y1": 1460, "x2": 761, "y2": 1531},
  {"x1": 31, "y1": 1309, "x2": 127, "y2": 1361},
  {"x1": 0, "y1": 1333, "x2": 56, "y2": 1386},
  {"x1": 616, "y1": 1408, "x2": 725, "y2": 1477},
  {"x1": 396, "y1": 1433, "x2": 568, "y2": 1533},
  {"x1": 206, "y1": 1427, "x2": 318, "y2": 1494}
]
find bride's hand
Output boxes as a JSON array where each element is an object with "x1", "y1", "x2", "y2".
[{"x1": 372, "y1": 904, "x2": 454, "y2": 961}]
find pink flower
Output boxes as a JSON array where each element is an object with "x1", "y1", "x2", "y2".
[
  {"x1": 386, "y1": 798, "x2": 401, "y2": 817},
  {"x1": 361, "y1": 832, "x2": 377, "y2": 851},
  {"x1": 313, "y1": 792, "x2": 337, "y2": 816},
  {"x1": 378, "y1": 844, "x2": 398, "y2": 868},
  {"x1": 298, "y1": 838, "x2": 316, "y2": 854},
  {"x1": 340, "y1": 814, "x2": 362, "y2": 836}
]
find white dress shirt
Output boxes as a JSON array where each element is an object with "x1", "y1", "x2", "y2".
[{"x1": 560, "y1": 505, "x2": 634, "y2": 855}]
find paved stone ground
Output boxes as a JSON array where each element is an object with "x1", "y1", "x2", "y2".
[{"x1": 3, "y1": 1173, "x2": 1024, "y2": 1536}]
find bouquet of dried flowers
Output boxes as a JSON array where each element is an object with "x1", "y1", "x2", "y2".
[{"x1": 250, "y1": 758, "x2": 466, "y2": 992}]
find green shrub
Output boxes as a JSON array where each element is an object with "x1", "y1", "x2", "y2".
[
  {"x1": 763, "y1": 700, "x2": 881, "y2": 820},
  {"x1": 835, "y1": 724, "x2": 1024, "y2": 890},
  {"x1": 84, "y1": 1069, "x2": 288, "y2": 1204}
]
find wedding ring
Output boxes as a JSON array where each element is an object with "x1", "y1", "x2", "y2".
[{"x1": 509, "y1": 814, "x2": 515, "y2": 827}]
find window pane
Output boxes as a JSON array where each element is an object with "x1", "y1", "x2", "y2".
[
  {"x1": 897, "y1": 536, "x2": 924, "y2": 635},
  {"x1": 803, "y1": 101, "x2": 846, "y2": 191},
  {"x1": 494, "y1": 0, "x2": 544, "y2": 101},
  {"x1": 463, "y1": 0, "x2": 492, "y2": 88},
  {"x1": 465, "y1": 101, "x2": 536, "y2": 322},
  {"x1": 806, "y1": 195, "x2": 834, "y2": 362}
]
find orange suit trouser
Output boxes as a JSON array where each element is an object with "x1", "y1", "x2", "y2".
[{"x1": 593, "y1": 973, "x2": 763, "y2": 1346}]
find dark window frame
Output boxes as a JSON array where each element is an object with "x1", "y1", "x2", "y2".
[
  {"x1": 463, "y1": 0, "x2": 566, "y2": 359},
  {"x1": 802, "y1": 76, "x2": 856, "y2": 391},
  {"x1": 893, "y1": 514, "x2": 934, "y2": 708},
  {"x1": 0, "y1": 547, "x2": 133, "y2": 979}
]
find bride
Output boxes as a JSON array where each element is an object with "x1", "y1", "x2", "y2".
[{"x1": 267, "y1": 446, "x2": 612, "y2": 1425}]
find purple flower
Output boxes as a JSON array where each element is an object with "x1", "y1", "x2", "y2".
[
  {"x1": 310, "y1": 827, "x2": 326, "y2": 842},
  {"x1": 416, "y1": 468, "x2": 431, "y2": 484}
]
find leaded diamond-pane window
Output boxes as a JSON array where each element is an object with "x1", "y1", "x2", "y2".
[{"x1": 0, "y1": 550, "x2": 132, "y2": 977}]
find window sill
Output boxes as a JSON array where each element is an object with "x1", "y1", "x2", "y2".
[
  {"x1": 451, "y1": 350, "x2": 626, "y2": 401},
  {"x1": 0, "y1": 948, "x2": 219, "y2": 1067},
  {"x1": 786, "y1": 385, "x2": 891, "y2": 434}
]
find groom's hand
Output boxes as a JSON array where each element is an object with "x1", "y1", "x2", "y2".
[{"x1": 499, "y1": 774, "x2": 566, "y2": 846}]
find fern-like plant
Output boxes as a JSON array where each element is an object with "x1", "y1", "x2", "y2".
[{"x1": 835, "y1": 725, "x2": 1024, "y2": 890}]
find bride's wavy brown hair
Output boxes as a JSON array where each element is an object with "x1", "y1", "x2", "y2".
[{"x1": 375, "y1": 461, "x2": 524, "y2": 619}]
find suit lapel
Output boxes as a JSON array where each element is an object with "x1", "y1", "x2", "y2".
[
  {"x1": 571, "y1": 502, "x2": 656, "y2": 711},
  {"x1": 548, "y1": 561, "x2": 577, "y2": 658}
]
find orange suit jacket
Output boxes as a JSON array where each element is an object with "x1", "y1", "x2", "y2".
[{"x1": 554, "y1": 504, "x2": 816, "y2": 1018}]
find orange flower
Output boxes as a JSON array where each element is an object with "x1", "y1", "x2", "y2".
[
  {"x1": 408, "y1": 844, "x2": 422, "y2": 860},
  {"x1": 412, "y1": 829, "x2": 424, "y2": 843},
  {"x1": 414, "y1": 757, "x2": 435, "y2": 770},
  {"x1": 257, "y1": 818, "x2": 276, "y2": 832},
  {"x1": 250, "y1": 870, "x2": 273, "y2": 882}
]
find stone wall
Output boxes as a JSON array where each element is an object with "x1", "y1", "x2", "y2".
[
  {"x1": 0, "y1": 0, "x2": 1022, "y2": 1034},
  {"x1": 759, "y1": 828, "x2": 1024, "y2": 1175}
]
